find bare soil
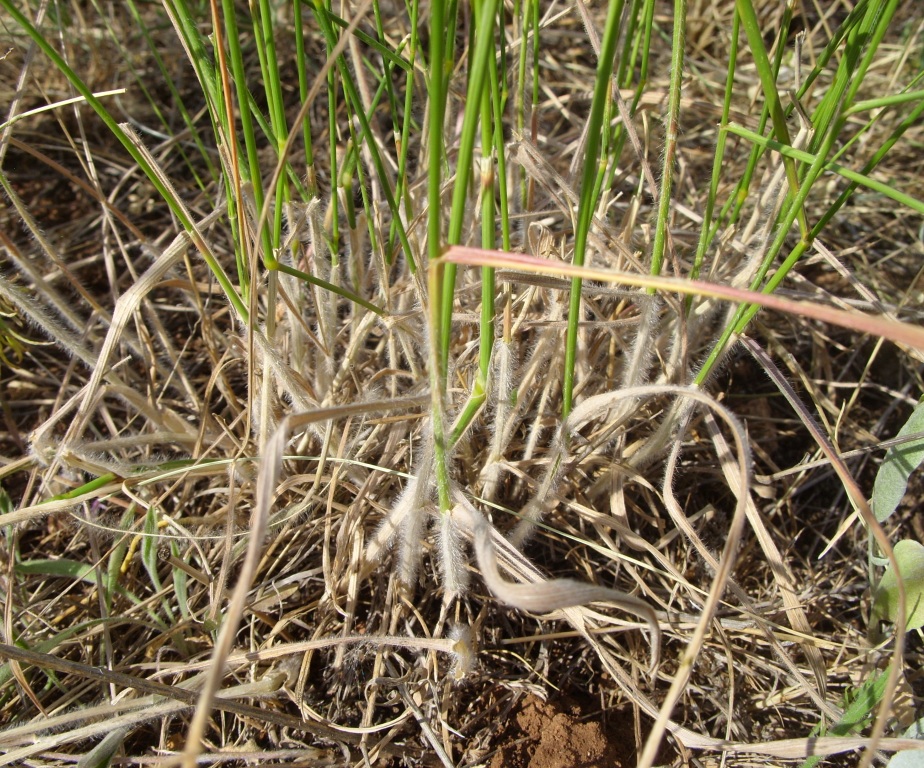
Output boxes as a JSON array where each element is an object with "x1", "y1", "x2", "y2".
[{"x1": 487, "y1": 695, "x2": 640, "y2": 768}]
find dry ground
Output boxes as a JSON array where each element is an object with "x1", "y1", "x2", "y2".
[{"x1": 1, "y1": 1, "x2": 923, "y2": 767}]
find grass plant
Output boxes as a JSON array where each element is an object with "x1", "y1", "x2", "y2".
[{"x1": 1, "y1": 0, "x2": 923, "y2": 765}]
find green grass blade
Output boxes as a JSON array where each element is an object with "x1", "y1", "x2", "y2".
[
  {"x1": 648, "y1": 0, "x2": 685, "y2": 282},
  {"x1": 689, "y1": 9, "x2": 739, "y2": 285},
  {"x1": 309, "y1": 0, "x2": 416, "y2": 272},
  {"x1": 562, "y1": 0, "x2": 626, "y2": 418},
  {"x1": 724, "y1": 124, "x2": 924, "y2": 216},
  {"x1": 294, "y1": 0, "x2": 319, "y2": 196},
  {"x1": 735, "y1": 0, "x2": 806, "y2": 238},
  {"x1": 438, "y1": 0, "x2": 501, "y2": 375},
  {"x1": 0, "y1": 0, "x2": 248, "y2": 320}
]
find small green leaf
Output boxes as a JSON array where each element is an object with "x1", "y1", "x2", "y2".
[
  {"x1": 141, "y1": 506, "x2": 162, "y2": 593},
  {"x1": 873, "y1": 398, "x2": 924, "y2": 523},
  {"x1": 142, "y1": 506, "x2": 174, "y2": 622},
  {"x1": 0, "y1": 619, "x2": 110, "y2": 686},
  {"x1": 873, "y1": 539, "x2": 924, "y2": 631},
  {"x1": 171, "y1": 541, "x2": 191, "y2": 622},
  {"x1": 888, "y1": 750, "x2": 924, "y2": 768},
  {"x1": 16, "y1": 558, "x2": 97, "y2": 580},
  {"x1": 801, "y1": 670, "x2": 888, "y2": 768},
  {"x1": 77, "y1": 726, "x2": 128, "y2": 768},
  {"x1": 0, "y1": 485, "x2": 12, "y2": 516},
  {"x1": 15, "y1": 558, "x2": 143, "y2": 608},
  {"x1": 106, "y1": 508, "x2": 135, "y2": 612},
  {"x1": 831, "y1": 671, "x2": 888, "y2": 736},
  {"x1": 887, "y1": 718, "x2": 924, "y2": 768}
]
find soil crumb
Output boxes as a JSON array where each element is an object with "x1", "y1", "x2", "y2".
[{"x1": 488, "y1": 694, "x2": 631, "y2": 768}]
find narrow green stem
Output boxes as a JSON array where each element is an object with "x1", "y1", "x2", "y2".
[
  {"x1": 451, "y1": 1, "x2": 513, "y2": 446},
  {"x1": 124, "y1": 0, "x2": 217, "y2": 189},
  {"x1": 274, "y1": 262, "x2": 384, "y2": 315},
  {"x1": 428, "y1": 263, "x2": 453, "y2": 513},
  {"x1": 427, "y1": 0, "x2": 446, "y2": 300},
  {"x1": 326, "y1": 14, "x2": 341, "y2": 259},
  {"x1": 309, "y1": 0, "x2": 416, "y2": 271},
  {"x1": 438, "y1": 0, "x2": 500, "y2": 374},
  {"x1": 294, "y1": 0, "x2": 319, "y2": 196},
  {"x1": 562, "y1": 0, "x2": 626, "y2": 419},
  {"x1": 648, "y1": 0, "x2": 685, "y2": 283},
  {"x1": 689, "y1": 9, "x2": 738, "y2": 287},
  {"x1": 0, "y1": 0, "x2": 248, "y2": 321},
  {"x1": 426, "y1": 0, "x2": 452, "y2": 512},
  {"x1": 390, "y1": 0, "x2": 420, "y2": 261},
  {"x1": 514, "y1": 0, "x2": 527, "y2": 207},
  {"x1": 735, "y1": 0, "x2": 807, "y2": 238},
  {"x1": 478, "y1": 102, "x2": 496, "y2": 391},
  {"x1": 221, "y1": 0, "x2": 282, "y2": 285},
  {"x1": 527, "y1": 0, "x2": 540, "y2": 209}
]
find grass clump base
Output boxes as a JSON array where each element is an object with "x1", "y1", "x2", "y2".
[{"x1": 1, "y1": 1, "x2": 924, "y2": 766}]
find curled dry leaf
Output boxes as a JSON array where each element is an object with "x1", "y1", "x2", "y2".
[{"x1": 452, "y1": 495, "x2": 661, "y2": 675}]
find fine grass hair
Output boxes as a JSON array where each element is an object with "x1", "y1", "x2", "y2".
[{"x1": 1, "y1": 0, "x2": 923, "y2": 766}]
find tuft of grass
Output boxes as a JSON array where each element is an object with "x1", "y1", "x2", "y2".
[{"x1": 0, "y1": 0, "x2": 923, "y2": 766}]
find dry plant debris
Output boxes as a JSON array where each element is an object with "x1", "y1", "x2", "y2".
[{"x1": 0, "y1": 1, "x2": 923, "y2": 767}]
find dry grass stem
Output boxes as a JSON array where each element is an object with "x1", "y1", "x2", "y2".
[{"x1": 2, "y1": 2, "x2": 922, "y2": 765}]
